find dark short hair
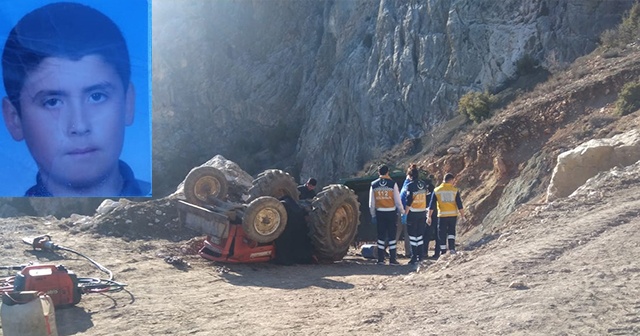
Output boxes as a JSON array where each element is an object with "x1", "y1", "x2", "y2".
[
  {"x1": 2, "y1": 2, "x2": 130, "y2": 115},
  {"x1": 307, "y1": 178, "x2": 317, "y2": 186},
  {"x1": 406, "y1": 163, "x2": 417, "y2": 175},
  {"x1": 444, "y1": 173, "x2": 455, "y2": 182},
  {"x1": 409, "y1": 167, "x2": 419, "y2": 180},
  {"x1": 378, "y1": 165, "x2": 389, "y2": 176}
]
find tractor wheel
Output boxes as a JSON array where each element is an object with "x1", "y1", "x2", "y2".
[
  {"x1": 184, "y1": 166, "x2": 228, "y2": 205},
  {"x1": 247, "y1": 169, "x2": 299, "y2": 202},
  {"x1": 307, "y1": 184, "x2": 360, "y2": 262},
  {"x1": 242, "y1": 196, "x2": 288, "y2": 243}
]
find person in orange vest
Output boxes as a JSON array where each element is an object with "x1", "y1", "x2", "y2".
[
  {"x1": 427, "y1": 173, "x2": 466, "y2": 255},
  {"x1": 369, "y1": 165, "x2": 405, "y2": 265}
]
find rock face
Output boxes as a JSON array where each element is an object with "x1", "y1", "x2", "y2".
[
  {"x1": 547, "y1": 130, "x2": 640, "y2": 202},
  {"x1": 152, "y1": 0, "x2": 633, "y2": 196}
]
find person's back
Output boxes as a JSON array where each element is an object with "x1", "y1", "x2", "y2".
[
  {"x1": 432, "y1": 182, "x2": 460, "y2": 217},
  {"x1": 369, "y1": 165, "x2": 404, "y2": 265},
  {"x1": 403, "y1": 166, "x2": 428, "y2": 264},
  {"x1": 428, "y1": 173, "x2": 465, "y2": 255}
]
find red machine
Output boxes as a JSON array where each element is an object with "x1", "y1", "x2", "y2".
[
  {"x1": 177, "y1": 200, "x2": 276, "y2": 263},
  {"x1": 13, "y1": 264, "x2": 81, "y2": 307},
  {"x1": 199, "y1": 225, "x2": 275, "y2": 263},
  {"x1": 179, "y1": 167, "x2": 361, "y2": 265}
]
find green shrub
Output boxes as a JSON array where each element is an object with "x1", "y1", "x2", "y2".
[
  {"x1": 458, "y1": 91, "x2": 497, "y2": 123},
  {"x1": 615, "y1": 81, "x2": 640, "y2": 116},
  {"x1": 600, "y1": 3, "x2": 640, "y2": 49}
]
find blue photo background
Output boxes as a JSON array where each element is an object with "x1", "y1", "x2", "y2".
[{"x1": 0, "y1": 0, "x2": 151, "y2": 197}]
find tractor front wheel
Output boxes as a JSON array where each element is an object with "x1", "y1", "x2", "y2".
[
  {"x1": 242, "y1": 196, "x2": 288, "y2": 243},
  {"x1": 184, "y1": 166, "x2": 228, "y2": 206}
]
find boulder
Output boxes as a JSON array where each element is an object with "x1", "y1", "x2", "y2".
[
  {"x1": 546, "y1": 130, "x2": 640, "y2": 201},
  {"x1": 172, "y1": 155, "x2": 254, "y2": 203}
]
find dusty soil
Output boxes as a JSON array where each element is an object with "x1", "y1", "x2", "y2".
[{"x1": 1, "y1": 160, "x2": 639, "y2": 336}]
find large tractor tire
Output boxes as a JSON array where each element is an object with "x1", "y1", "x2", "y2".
[
  {"x1": 184, "y1": 166, "x2": 228, "y2": 206},
  {"x1": 307, "y1": 184, "x2": 360, "y2": 262},
  {"x1": 247, "y1": 169, "x2": 299, "y2": 202},
  {"x1": 242, "y1": 196, "x2": 288, "y2": 243}
]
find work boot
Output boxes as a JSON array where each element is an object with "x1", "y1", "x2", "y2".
[
  {"x1": 410, "y1": 245, "x2": 420, "y2": 263},
  {"x1": 377, "y1": 247, "x2": 385, "y2": 264},
  {"x1": 389, "y1": 249, "x2": 399, "y2": 265}
]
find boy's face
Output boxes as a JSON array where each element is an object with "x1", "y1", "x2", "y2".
[{"x1": 2, "y1": 55, "x2": 134, "y2": 189}]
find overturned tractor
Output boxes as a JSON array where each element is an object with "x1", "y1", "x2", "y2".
[{"x1": 178, "y1": 167, "x2": 360, "y2": 264}]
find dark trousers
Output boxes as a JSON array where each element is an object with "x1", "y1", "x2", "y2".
[
  {"x1": 407, "y1": 211, "x2": 426, "y2": 261},
  {"x1": 437, "y1": 216, "x2": 457, "y2": 252},
  {"x1": 376, "y1": 210, "x2": 397, "y2": 262},
  {"x1": 424, "y1": 214, "x2": 441, "y2": 257}
]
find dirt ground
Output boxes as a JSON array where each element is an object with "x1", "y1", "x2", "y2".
[{"x1": 1, "y1": 161, "x2": 639, "y2": 336}]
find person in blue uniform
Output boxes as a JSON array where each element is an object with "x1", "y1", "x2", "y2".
[{"x1": 402, "y1": 165, "x2": 428, "y2": 264}]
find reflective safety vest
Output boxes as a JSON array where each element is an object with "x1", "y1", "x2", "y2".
[
  {"x1": 406, "y1": 180, "x2": 427, "y2": 212},
  {"x1": 371, "y1": 177, "x2": 397, "y2": 211},
  {"x1": 434, "y1": 182, "x2": 460, "y2": 217}
]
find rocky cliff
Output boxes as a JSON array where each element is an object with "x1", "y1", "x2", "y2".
[
  {"x1": 0, "y1": 0, "x2": 634, "y2": 217},
  {"x1": 152, "y1": 0, "x2": 633, "y2": 196}
]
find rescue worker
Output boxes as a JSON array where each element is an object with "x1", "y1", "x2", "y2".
[
  {"x1": 402, "y1": 165, "x2": 428, "y2": 265},
  {"x1": 427, "y1": 173, "x2": 465, "y2": 255},
  {"x1": 369, "y1": 165, "x2": 405, "y2": 265}
]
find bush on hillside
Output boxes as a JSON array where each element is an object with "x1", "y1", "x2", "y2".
[
  {"x1": 615, "y1": 81, "x2": 640, "y2": 116},
  {"x1": 458, "y1": 91, "x2": 497, "y2": 123},
  {"x1": 600, "y1": 3, "x2": 640, "y2": 49}
]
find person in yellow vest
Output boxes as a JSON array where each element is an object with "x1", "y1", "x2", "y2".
[
  {"x1": 402, "y1": 165, "x2": 428, "y2": 265},
  {"x1": 427, "y1": 173, "x2": 465, "y2": 255},
  {"x1": 369, "y1": 165, "x2": 405, "y2": 265}
]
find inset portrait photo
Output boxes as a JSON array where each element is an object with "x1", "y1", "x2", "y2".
[{"x1": 0, "y1": 0, "x2": 151, "y2": 197}]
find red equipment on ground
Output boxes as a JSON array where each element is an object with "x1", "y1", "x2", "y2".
[
  {"x1": 13, "y1": 264, "x2": 82, "y2": 307},
  {"x1": 0, "y1": 235, "x2": 126, "y2": 308}
]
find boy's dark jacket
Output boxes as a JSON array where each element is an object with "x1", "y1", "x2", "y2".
[{"x1": 25, "y1": 160, "x2": 150, "y2": 197}]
